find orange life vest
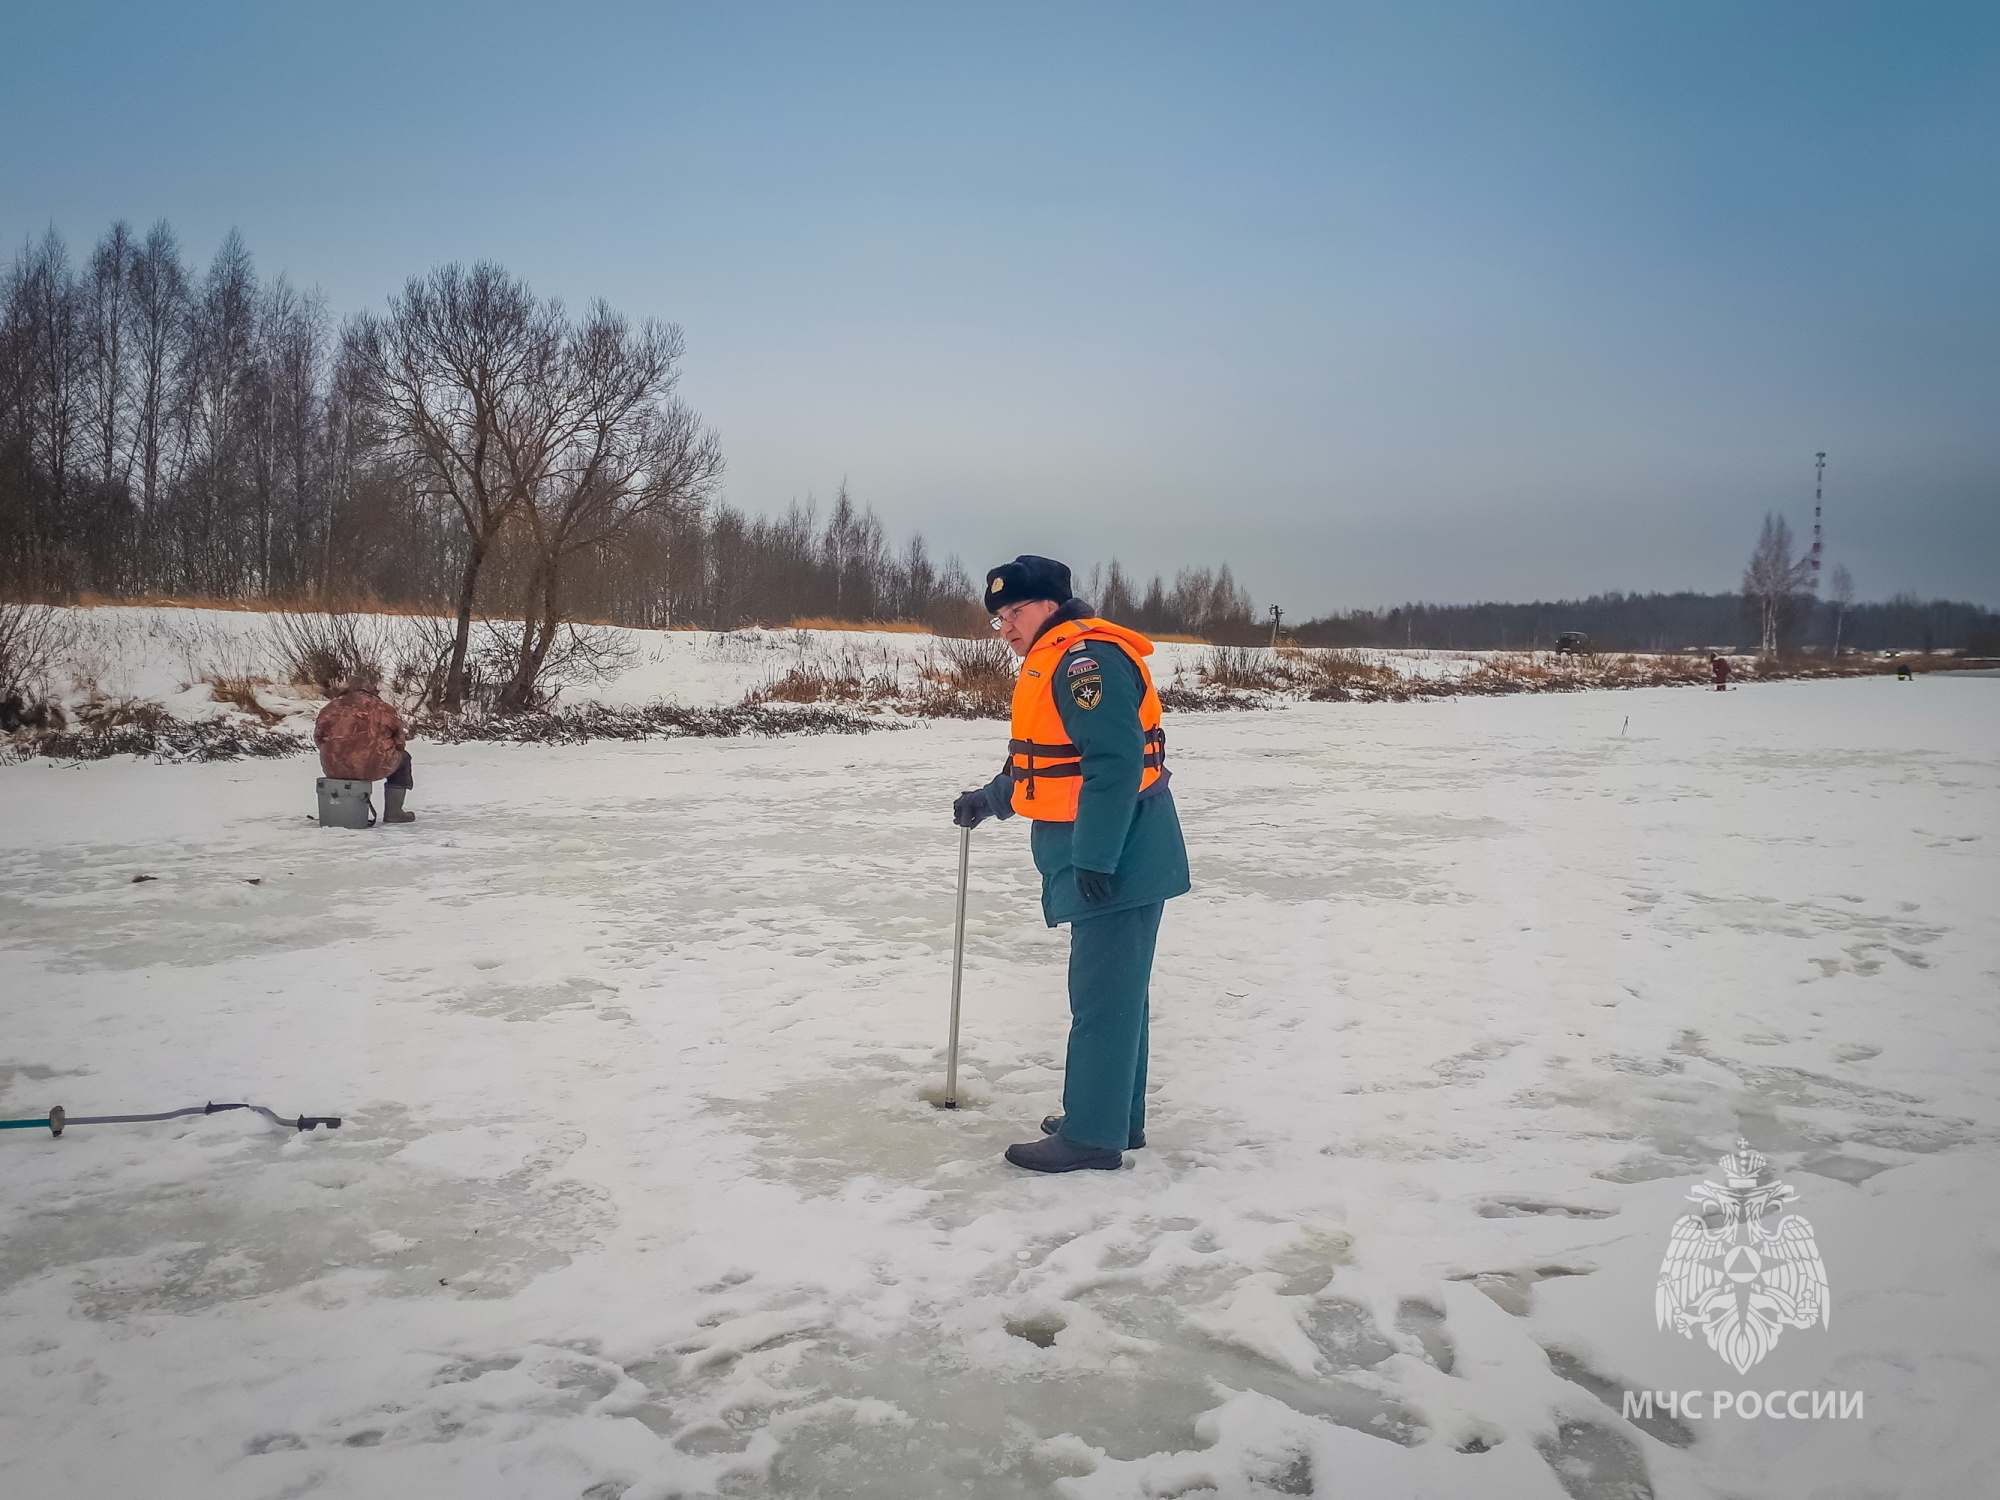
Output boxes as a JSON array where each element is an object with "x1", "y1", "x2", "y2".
[{"x1": 1006, "y1": 617, "x2": 1166, "y2": 820}]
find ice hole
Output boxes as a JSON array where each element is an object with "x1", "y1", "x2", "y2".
[
  {"x1": 1004, "y1": 1312, "x2": 1066, "y2": 1348},
  {"x1": 712, "y1": 1073, "x2": 1022, "y2": 1196}
]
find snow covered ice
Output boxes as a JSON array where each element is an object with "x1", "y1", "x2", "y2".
[{"x1": 2, "y1": 674, "x2": 1997, "y2": 1499}]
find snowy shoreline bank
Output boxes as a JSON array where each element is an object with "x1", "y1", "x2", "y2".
[{"x1": 4, "y1": 605, "x2": 1966, "y2": 765}]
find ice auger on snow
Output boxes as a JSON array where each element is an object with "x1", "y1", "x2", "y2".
[{"x1": 1, "y1": 1101, "x2": 342, "y2": 1137}]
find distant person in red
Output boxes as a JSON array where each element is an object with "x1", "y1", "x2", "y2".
[
  {"x1": 314, "y1": 675, "x2": 415, "y2": 823},
  {"x1": 1711, "y1": 655, "x2": 1731, "y2": 691}
]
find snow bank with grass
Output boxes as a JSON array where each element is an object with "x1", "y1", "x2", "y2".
[{"x1": 10, "y1": 606, "x2": 1793, "y2": 761}]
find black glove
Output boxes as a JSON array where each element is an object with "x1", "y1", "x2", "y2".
[
  {"x1": 1074, "y1": 867, "x2": 1116, "y2": 905},
  {"x1": 952, "y1": 789, "x2": 994, "y2": 829}
]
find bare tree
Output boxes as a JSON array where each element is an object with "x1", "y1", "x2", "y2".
[
  {"x1": 1094, "y1": 559, "x2": 1138, "y2": 621},
  {"x1": 491, "y1": 302, "x2": 722, "y2": 709},
  {"x1": 127, "y1": 222, "x2": 188, "y2": 521},
  {"x1": 82, "y1": 222, "x2": 135, "y2": 496},
  {"x1": 248, "y1": 277, "x2": 328, "y2": 594},
  {"x1": 1742, "y1": 512, "x2": 1816, "y2": 655},
  {"x1": 345, "y1": 264, "x2": 555, "y2": 710},
  {"x1": 177, "y1": 231, "x2": 259, "y2": 594},
  {"x1": 9, "y1": 232, "x2": 83, "y2": 591},
  {"x1": 1829, "y1": 563, "x2": 1854, "y2": 656}
]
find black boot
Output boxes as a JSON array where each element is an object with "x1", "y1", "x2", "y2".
[
  {"x1": 1005, "y1": 1134, "x2": 1123, "y2": 1173},
  {"x1": 383, "y1": 786, "x2": 415, "y2": 824},
  {"x1": 1042, "y1": 1114, "x2": 1146, "y2": 1150}
]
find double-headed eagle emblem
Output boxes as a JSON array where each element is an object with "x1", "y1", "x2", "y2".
[{"x1": 1655, "y1": 1140, "x2": 1830, "y2": 1374}]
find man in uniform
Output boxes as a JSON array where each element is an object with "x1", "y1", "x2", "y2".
[{"x1": 952, "y1": 555, "x2": 1191, "y2": 1172}]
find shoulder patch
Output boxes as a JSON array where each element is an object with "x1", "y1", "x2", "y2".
[
  {"x1": 1066, "y1": 655, "x2": 1099, "y2": 676},
  {"x1": 1066, "y1": 640, "x2": 1089, "y2": 653},
  {"x1": 1069, "y1": 674, "x2": 1103, "y2": 710}
]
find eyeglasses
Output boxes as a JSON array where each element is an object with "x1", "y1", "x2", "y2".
[{"x1": 990, "y1": 602, "x2": 1033, "y2": 630}]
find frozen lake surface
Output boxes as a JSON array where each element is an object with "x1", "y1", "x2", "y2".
[{"x1": 2, "y1": 676, "x2": 1996, "y2": 1499}]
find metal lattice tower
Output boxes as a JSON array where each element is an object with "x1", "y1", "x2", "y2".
[{"x1": 1810, "y1": 452, "x2": 1826, "y2": 584}]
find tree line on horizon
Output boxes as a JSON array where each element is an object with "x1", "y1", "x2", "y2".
[
  {"x1": 3, "y1": 221, "x2": 1990, "y2": 678},
  {"x1": 1294, "y1": 512, "x2": 1996, "y2": 654},
  {"x1": 1289, "y1": 589, "x2": 1996, "y2": 655},
  {"x1": 0, "y1": 221, "x2": 1268, "y2": 697}
]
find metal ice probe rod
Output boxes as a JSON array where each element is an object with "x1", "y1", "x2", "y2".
[{"x1": 944, "y1": 825, "x2": 971, "y2": 1108}]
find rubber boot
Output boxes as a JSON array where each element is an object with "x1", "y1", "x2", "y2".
[
  {"x1": 383, "y1": 786, "x2": 416, "y2": 823},
  {"x1": 1004, "y1": 1134, "x2": 1122, "y2": 1173},
  {"x1": 1043, "y1": 1114, "x2": 1145, "y2": 1150}
]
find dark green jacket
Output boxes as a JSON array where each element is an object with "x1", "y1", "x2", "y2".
[{"x1": 980, "y1": 629, "x2": 1191, "y2": 927}]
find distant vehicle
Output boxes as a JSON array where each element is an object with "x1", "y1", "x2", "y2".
[{"x1": 1554, "y1": 632, "x2": 1590, "y2": 655}]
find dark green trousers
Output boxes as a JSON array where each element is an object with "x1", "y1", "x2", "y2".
[{"x1": 1059, "y1": 901, "x2": 1164, "y2": 1151}]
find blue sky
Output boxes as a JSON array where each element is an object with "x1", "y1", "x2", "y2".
[{"x1": 5, "y1": 1, "x2": 1996, "y2": 611}]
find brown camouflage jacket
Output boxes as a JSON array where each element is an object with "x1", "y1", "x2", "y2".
[{"x1": 314, "y1": 690, "x2": 407, "y2": 781}]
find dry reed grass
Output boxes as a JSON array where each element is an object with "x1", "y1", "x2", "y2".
[
  {"x1": 911, "y1": 636, "x2": 1015, "y2": 718},
  {"x1": 1199, "y1": 646, "x2": 1291, "y2": 691},
  {"x1": 742, "y1": 633, "x2": 1017, "y2": 718},
  {"x1": 269, "y1": 612, "x2": 397, "y2": 696},
  {"x1": 748, "y1": 640, "x2": 904, "y2": 707},
  {"x1": 1197, "y1": 645, "x2": 1403, "y2": 699},
  {"x1": 753, "y1": 664, "x2": 874, "y2": 704},
  {"x1": 788, "y1": 617, "x2": 934, "y2": 634},
  {"x1": 71, "y1": 592, "x2": 460, "y2": 618},
  {"x1": 1180, "y1": 644, "x2": 1844, "y2": 706},
  {"x1": 204, "y1": 677, "x2": 285, "y2": 725}
]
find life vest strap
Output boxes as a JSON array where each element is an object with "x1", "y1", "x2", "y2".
[
  {"x1": 1010, "y1": 729, "x2": 1164, "y2": 758},
  {"x1": 1012, "y1": 759, "x2": 1166, "y2": 782},
  {"x1": 1009, "y1": 762, "x2": 1081, "y2": 781}
]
